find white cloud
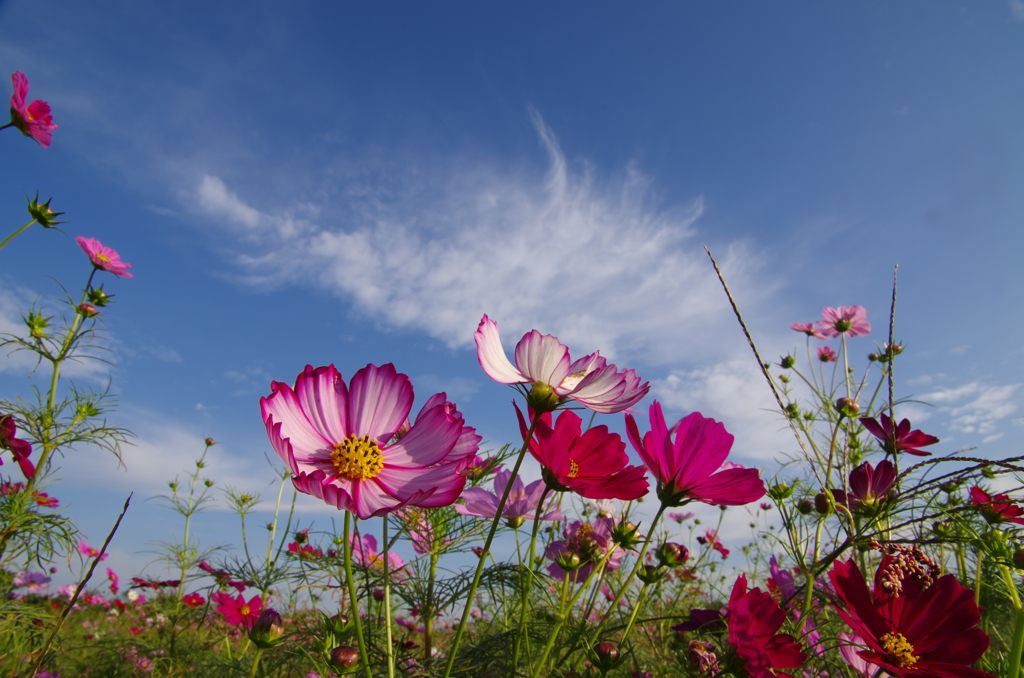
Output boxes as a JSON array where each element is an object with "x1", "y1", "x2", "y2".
[
  {"x1": 921, "y1": 381, "x2": 1021, "y2": 436},
  {"x1": 191, "y1": 113, "x2": 775, "y2": 366}
]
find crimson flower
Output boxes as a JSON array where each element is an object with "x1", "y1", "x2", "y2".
[
  {"x1": 625, "y1": 402, "x2": 765, "y2": 507},
  {"x1": 455, "y1": 467, "x2": 563, "y2": 523},
  {"x1": 182, "y1": 592, "x2": 206, "y2": 607},
  {"x1": 261, "y1": 363, "x2": 479, "y2": 519},
  {"x1": 288, "y1": 542, "x2": 324, "y2": 558},
  {"x1": 832, "y1": 460, "x2": 897, "y2": 512},
  {"x1": 817, "y1": 346, "x2": 838, "y2": 363},
  {"x1": 474, "y1": 315, "x2": 649, "y2": 414},
  {"x1": 76, "y1": 237, "x2": 134, "y2": 278},
  {"x1": 790, "y1": 322, "x2": 827, "y2": 339},
  {"x1": 211, "y1": 592, "x2": 263, "y2": 628},
  {"x1": 518, "y1": 407, "x2": 648, "y2": 500},
  {"x1": 697, "y1": 528, "x2": 730, "y2": 559},
  {"x1": 726, "y1": 574, "x2": 807, "y2": 678},
  {"x1": 816, "y1": 305, "x2": 871, "y2": 338},
  {"x1": 7, "y1": 71, "x2": 57, "y2": 148},
  {"x1": 0, "y1": 413, "x2": 34, "y2": 479},
  {"x1": 860, "y1": 414, "x2": 939, "y2": 457},
  {"x1": 829, "y1": 558, "x2": 995, "y2": 678},
  {"x1": 969, "y1": 486, "x2": 1024, "y2": 526}
]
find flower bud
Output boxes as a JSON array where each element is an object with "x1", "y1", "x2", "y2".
[
  {"x1": 797, "y1": 499, "x2": 814, "y2": 515},
  {"x1": 556, "y1": 552, "x2": 583, "y2": 571},
  {"x1": 77, "y1": 303, "x2": 98, "y2": 318},
  {"x1": 814, "y1": 492, "x2": 833, "y2": 516},
  {"x1": 248, "y1": 608, "x2": 284, "y2": 648},
  {"x1": 294, "y1": 530, "x2": 309, "y2": 544},
  {"x1": 88, "y1": 287, "x2": 112, "y2": 307},
  {"x1": 868, "y1": 352, "x2": 880, "y2": 362},
  {"x1": 372, "y1": 588, "x2": 385, "y2": 601},
  {"x1": 26, "y1": 310, "x2": 49, "y2": 339},
  {"x1": 784, "y1": 403, "x2": 799, "y2": 419},
  {"x1": 592, "y1": 642, "x2": 620, "y2": 673},
  {"x1": 768, "y1": 483, "x2": 793, "y2": 501},
  {"x1": 329, "y1": 613, "x2": 351, "y2": 635},
  {"x1": 656, "y1": 542, "x2": 690, "y2": 567},
  {"x1": 526, "y1": 382, "x2": 561, "y2": 414},
  {"x1": 26, "y1": 192, "x2": 64, "y2": 228},
  {"x1": 779, "y1": 355, "x2": 795, "y2": 369},
  {"x1": 932, "y1": 521, "x2": 953, "y2": 538},
  {"x1": 637, "y1": 563, "x2": 665, "y2": 584},
  {"x1": 205, "y1": 437, "x2": 216, "y2": 446},
  {"x1": 835, "y1": 397, "x2": 860, "y2": 418},
  {"x1": 612, "y1": 521, "x2": 642, "y2": 549},
  {"x1": 329, "y1": 646, "x2": 360, "y2": 672},
  {"x1": 471, "y1": 546, "x2": 485, "y2": 558},
  {"x1": 1013, "y1": 548, "x2": 1024, "y2": 570},
  {"x1": 506, "y1": 515, "x2": 525, "y2": 529}
]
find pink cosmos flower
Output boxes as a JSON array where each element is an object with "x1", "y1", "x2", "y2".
[
  {"x1": 7, "y1": 72, "x2": 57, "y2": 148},
  {"x1": 790, "y1": 322, "x2": 827, "y2": 339},
  {"x1": 667, "y1": 511, "x2": 694, "y2": 523},
  {"x1": 106, "y1": 568, "x2": 120, "y2": 595},
  {"x1": 474, "y1": 315, "x2": 649, "y2": 414},
  {"x1": 816, "y1": 306, "x2": 871, "y2": 338},
  {"x1": 78, "y1": 540, "x2": 109, "y2": 561},
  {"x1": 545, "y1": 517, "x2": 623, "y2": 583},
  {"x1": 350, "y1": 533, "x2": 407, "y2": 576},
  {"x1": 698, "y1": 529, "x2": 729, "y2": 559},
  {"x1": 75, "y1": 237, "x2": 134, "y2": 278},
  {"x1": 969, "y1": 486, "x2": 1024, "y2": 526},
  {"x1": 832, "y1": 460, "x2": 897, "y2": 512},
  {"x1": 261, "y1": 363, "x2": 479, "y2": 519},
  {"x1": 519, "y1": 407, "x2": 649, "y2": 501},
  {"x1": 838, "y1": 632, "x2": 884, "y2": 678},
  {"x1": 13, "y1": 570, "x2": 51, "y2": 593},
  {"x1": 396, "y1": 507, "x2": 452, "y2": 555},
  {"x1": 859, "y1": 413, "x2": 939, "y2": 457},
  {"x1": 0, "y1": 412, "x2": 35, "y2": 479},
  {"x1": 455, "y1": 468, "x2": 563, "y2": 523},
  {"x1": 211, "y1": 591, "x2": 262, "y2": 628},
  {"x1": 817, "y1": 346, "x2": 838, "y2": 363},
  {"x1": 727, "y1": 574, "x2": 807, "y2": 678},
  {"x1": 182, "y1": 592, "x2": 206, "y2": 607},
  {"x1": 625, "y1": 402, "x2": 765, "y2": 507}
]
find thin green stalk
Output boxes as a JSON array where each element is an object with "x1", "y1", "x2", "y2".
[
  {"x1": 974, "y1": 551, "x2": 984, "y2": 608},
  {"x1": 382, "y1": 516, "x2": 395, "y2": 678},
  {"x1": 440, "y1": 414, "x2": 542, "y2": 678},
  {"x1": 1001, "y1": 565, "x2": 1024, "y2": 678},
  {"x1": 248, "y1": 648, "x2": 264, "y2": 678},
  {"x1": 343, "y1": 513, "x2": 373, "y2": 678},
  {"x1": 800, "y1": 517, "x2": 826, "y2": 634},
  {"x1": 511, "y1": 483, "x2": 555, "y2": 669},
  {"x1": 618, "y1": 581, "x2": 651, "y2": 646},
  {"x1": 423, "y1": 549, "x2": 439, "y2": 668},
  {"x1": 0, "y1": 218, "x2": 38, "y2": 252}
]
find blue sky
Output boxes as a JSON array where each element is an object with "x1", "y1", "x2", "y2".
[{"x1": 1, "y1": 1, "x2": 1022, "y2": 583}]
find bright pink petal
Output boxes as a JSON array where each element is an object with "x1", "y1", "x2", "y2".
[
  {"x1": 474, "y1": 315, "x2": 527, "y2": 384},
  {"x1": 261, "y1": 380, "x2": 333, "y2": 458},
  {"x1": 384, "y1": 401, "x2": 462, "y2": 467},
  {"x1": 292, "y1": 364, "x2": 350, "y2": 442},
  {"x1": 347, "y1": 363, "x2": 413, "y2": 440},
  {"x1": 685, "y1": 467, "x2": 765, "y2": 506}
]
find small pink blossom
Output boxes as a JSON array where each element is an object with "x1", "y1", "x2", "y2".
[
  {"x1": 859, "y1": 413, "x2": 939, "y2": 457},
  {"x1": 78, "y1": 540, "x2": 109, "y2": 561},
  {"x1": 75, "y1": 237, "x2": 134, "y2": 278},
  {"x1": 474, "y1": 315, "x2": 649, "y2": 414},
  {"x1": 7, "y1": 71, "x2": 57, "y2": 147},
  {"x1": 13, "y1": 570, "x2": 51, "y2": 593},
  {"x1": 106, "y1": 567, "x2": 119, "y2": 594},
  {"x1": 0, "y1": 412, "x2": 35, "y2": 479},
  {"x1": 816, "y1": 306, "x2": 871, "y2": 338},
  {"x1": 211, "y1": 591, "x2": 262, "y2": 627},
  {"x1": 182, "y1": 592, "x2": 206, "y2": 606},
  {"x1": 790, "y1": 322, "x2": 827, "y2": 339},
  {"x1": 698, "y1": 529, "x2": 730, "y2": 559},
  {"x1": 817, "y1": 346, "x2": 838, "y2": 363},
  {"x1": 456, "y1": 467, "x2": 563, "y2": 523}
]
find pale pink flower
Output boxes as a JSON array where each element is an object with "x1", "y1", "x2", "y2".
[
  {"x1": 474, "y1": 315, "x2": 648, "y2": 414},
  {"x1": 13, "y1": 570, "x2": 50, "y2": 593},
  {"x1": 76, "y1": 236, "x2": 134, "y2": 278},
  {"x1": 350, "y1": 533, "x2": 407, "y2": 577},
  {"x1": 7, "y1": 71, "x2": 57, "y2": 147},
  {"x1": 817, "y1": 346, "x2": 838, "y2": 363},
  {"x1": 455, "y1": 468, "x2": 563, "y2": 523},
  {"x1": 790, "y1": 322, "x2": 827, "y2": 339},
  {"x1": 815, "y1": 306, "x2": 870, "y2": 338},
  {"x1": 261, "y1": 363, "x2": 478, "y2": 519}
]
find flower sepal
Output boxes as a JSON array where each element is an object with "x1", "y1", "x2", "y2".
[{"x1": 26, "y1": 192, "x2": 64, "y2": 228}]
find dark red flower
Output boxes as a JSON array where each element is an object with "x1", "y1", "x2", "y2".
[
  {"x1": 859, "y1": 414, "x2": 939, "y2": 457},
  {"x1": 726, "y1": 575, "x2": 806, "y2": 678},
  {"x1": 831, "y1": 460, "x2": 897, "y2": 512},
  {"x1": 829, "y1": 558, "x2": 996, "y2": 678},
  {"x1": 969, "y1": 486, "x2": 1024, "y2": 526},
  {"x1": 0, "y1": 413, "x2": 35, "y2": 479}
]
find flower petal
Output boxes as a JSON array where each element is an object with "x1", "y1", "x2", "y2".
[
  {"x1": 474, "y1": 315, "x2": 528, "y2": 384},
  {"x1": 347, "y1": 363, "x2": 413, "y2": 441}
]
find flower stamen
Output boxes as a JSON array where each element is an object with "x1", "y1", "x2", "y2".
[
  {"x1": 568, "y1": 459, "x2": 580, "y2": 478},
  {"x1": 880, "y1": 632, "x2": 918, "y2": 667},
  {"x1": 331, "y1": 435, "x2": 385, "y2": 480}
]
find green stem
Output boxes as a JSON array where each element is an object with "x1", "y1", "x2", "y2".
[
  {"x1": 618, "y1": 581, "x2": 650, "y2": 646},
  {"x1": 440, "y1": 414, "x2": 542, "y2": 678},
  {"x1": 343, "y1": 513, "x2": 373, "y2": 678},
  {"x1": 248, "y1": 647, "x2": 264, "y2": 678},
  {"x1": 0, "y1": 218, "x2": 38, "y2": 252},
  {"x1": 382, "y1": 516, "x2": 395, "y2": 678},
  {"x1": 511, "y1": 483, "x2": 555, "y2": 670},
  {"x1": 800, "y1": 517, "x2": 826, "y2": 634},
  {"x1": 1001, "y1": 565, "x2": 1024, "y2": 678},
  {"x1": 974, "y1": 551, "x2": 984, "y2": 608}
]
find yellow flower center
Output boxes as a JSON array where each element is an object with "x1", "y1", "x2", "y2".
[
  {"x1": 880, "y1": 632, "x2": 918, "y2": 667},
  {"x1": 96, "y1": 253, "x2": 111, "y2": 263},
  {"x1": 568, "y1": 459, "x2": 580, "y2": 478},
  {"x1": 331, "y1": 435, "x2": 385, "y2": 481},
  {"x1": 240, "y1": 605, "x2": 250, "y2": 616},
  {"x1": 579, "y1": 523, "x2": 593, "y2": 534}
]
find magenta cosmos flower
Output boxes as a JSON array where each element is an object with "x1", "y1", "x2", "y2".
[
  {"x1": 860, "y1": 413, "x2": 939, "y2": 457},
  {"x1": 262, "y1": 363, "x2": 479, "y2": 519},
  {"x1": 518, "y1": 407, "x2": 648, "y2": 500},
  {"x1": 7, "y1": 71, "x2": 57, "y2": 148},
  {"x1": 790, "y1": 322, "x2": 827, "y2": 339},
  {"x1": 816, "y1": 305, "x2": 871, "y2": 338},
  {"x1": 545, "y1": 517, "x2": 623, "y2": 583},
  {"x1": 727, "y1": 574, "x2": 807, "y2": 678},
  {"x1": 969, "y1": 486, "x2": 1024, "y2": 526},
  {"x1": 474, "y1": 315, "x2": 649, "y2": 414},
  {"x1": 817, "y1": 346, "x2": 838, "y2": 363},
  {"x1": 625, "y1": 402, "x2": 765, "y2": 507},
  {"x1": 829, "y1": 558, "x2": 995, "y2": 678},
  {"x1": 456, "y1": 468, "x2": 563, "y2": 524},
  {"x1": 212, "y1": 591, "x2": 262, "y2": 628},
  {"x1": 76, "y1": 236, "x2": 134, "y2": 278},
  {"x1": 831, "y1": 460, "x2": 897, "y2": 513},
  {"x1": 0, "y1": 412, "x2": 34, "y2": 479}
]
